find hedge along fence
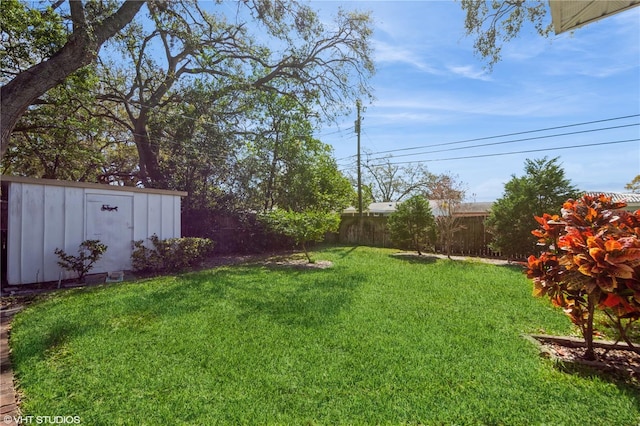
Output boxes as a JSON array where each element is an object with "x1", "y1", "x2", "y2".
[{"x1": 338, "y1": 215, "x2": 501, "y2": 257}]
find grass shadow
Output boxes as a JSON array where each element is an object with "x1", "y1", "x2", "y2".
[
  {"x1": 388, "y1": 253, "x2": 439, "y2": 265},
  {"x1": 554, "y1": 359, "x2": 640, "y2": 405},
  {"x1": 234, "y1": 268, "x2": 366, "y2": 328}
]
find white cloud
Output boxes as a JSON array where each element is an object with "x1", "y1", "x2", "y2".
[
  {"x1": 446, "y1": 65, "x2": 492, "y2": 81},
  {"x1": 372, "y1": 39, "x2": 441, "y2": 74}
]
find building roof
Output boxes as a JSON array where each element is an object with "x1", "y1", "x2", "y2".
[
  {"x1": 549, "y1": 0, "x2": 640, "y2": 34},
  {"x1": 583, "y1": 191, "x2": 640, "y2": 204},
  {"x1": 1, "y1": 175, "x2": 188, "y2": 197},
  {"x1": 343, "y1": 200, "x2": 493, "y2": 217}
]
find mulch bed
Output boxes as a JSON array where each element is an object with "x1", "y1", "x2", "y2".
[{"x1": 526, "y1": 334, "x2": 640, "y2": 385}]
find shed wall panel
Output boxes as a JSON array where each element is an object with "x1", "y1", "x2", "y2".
[
  {"x1": 161, "y1": 195, "x2": 174, "y2": 239},
  {"x1": 133, "y1": 194, "x2": 149, "y2": 242},
  {"x1": 21, "y1": 184, "x2": 46, "y2": 284},
  {"x1": 7, "y1": 184, "x2": 23, "y2": 284},
  {"x1": 43, "y1": 186, "x2": 66, "y2": 282},
  {"x1": 146, "y1": 195, "x2": 162, "y2": 239},
  {"x1": 63, "y1": 187, "x2": 85, "y2": 253}
]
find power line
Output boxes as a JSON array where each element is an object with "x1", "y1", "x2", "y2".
[
  {"x1": 366, "y1": 123, "x2": 639, "y2": 161},
  {"x1": 369, "y1": 138, "x2": 640, "y2": 166},
  {"x1": 339, "y1": 113, "x2": 640, "y2": 160}
]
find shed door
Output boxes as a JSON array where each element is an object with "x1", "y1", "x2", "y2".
[{"x1": 85, "y1": 194, "x2": 133, "y2": 272}]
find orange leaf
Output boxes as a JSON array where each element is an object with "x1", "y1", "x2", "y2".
[
  {"x1": 601, "y1": 293, "x2": 622, "y2": 308},
  {"x1": 604, "y1": 239, "x2": 622, "y2": 252}
]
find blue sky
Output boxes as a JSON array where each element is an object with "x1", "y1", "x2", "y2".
[{"x1": 310, "y1": 1, "x2": 640, "y2": 202}]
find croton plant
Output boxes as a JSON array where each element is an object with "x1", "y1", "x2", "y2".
[{"x1": 526, "y1": 194, "x2": 640, "y2": 360}]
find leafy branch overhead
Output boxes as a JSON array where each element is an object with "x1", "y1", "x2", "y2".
[{"x1": 460, "y1": 0, "x2": 552, "y2": 70}]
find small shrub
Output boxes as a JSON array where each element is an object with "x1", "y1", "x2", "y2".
[
  {"x1": 55, "y1": 240, "x2": 108, "y2": 283},
  {"x1": 260, "y1": 209, "x2": 340, "y2": 263},
  {"x1": 131, "y1": 235, "x2": 214, "y2": 273},
  {"x1": 526, "y1": 195, "x2": 640, "y2": 359}
]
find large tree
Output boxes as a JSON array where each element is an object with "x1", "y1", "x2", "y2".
[
  {"x1": 237, "y1": 96, "x2": 354, "y2": 215},
  {"x1": 0, "y1": 0, "x2": 146, "y2": 158},
  {"x1": 97, "y1": 0, "x2": 374, "y2": 187},
  {"x1": 485, "y1": 157, "x2": 580, "y2": 258},
  {"x1": 360, "y1": 154, "x2": 435, "y2": 202}
]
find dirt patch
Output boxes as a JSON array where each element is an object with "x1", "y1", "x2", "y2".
[
  {"x1": 526, "y1": 334, "x2": 640, "y2": 385},
  {"x1": 198, "y1": 251, "x2": 333, "y2": 270},
  {"x1": 262, "y1": 258, "x2": 333, "y2": 269},
  {"x1": 391, "y1": 251, "x2": 513, "y2": 266}
]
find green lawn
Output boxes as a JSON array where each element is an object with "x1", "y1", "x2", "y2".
[{"x1": 9, "y1": 246, "x2": 640, "y2": 425}]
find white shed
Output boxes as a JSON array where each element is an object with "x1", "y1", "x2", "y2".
[{"x1": 1, "y1": 176, "x2": 186, "y2": 285}]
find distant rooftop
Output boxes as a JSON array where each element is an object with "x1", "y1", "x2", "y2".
[
  {"x1": 582, "y1": 192, "x2": 640, "y2": 204},
  {"x1": 343, "y1": 201, "x2": 493, "y2": 217}
]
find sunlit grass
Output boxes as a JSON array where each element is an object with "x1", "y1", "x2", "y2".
[{"x1": 9, "y1": 246, "x2": 640, "y2": 425}]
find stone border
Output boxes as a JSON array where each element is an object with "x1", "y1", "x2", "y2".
[{"x1": 1, "y1": 306, "x2": 22, "y2": 426}]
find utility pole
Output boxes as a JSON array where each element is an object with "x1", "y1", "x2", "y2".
[
  {"x1": 355, "y1": 100, "x2": 362, "y2": 218},
  {"x1": 355, "y1": 100, "x2": 363, "y2": 242}
]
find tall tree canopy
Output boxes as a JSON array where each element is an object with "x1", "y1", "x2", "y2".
[
  {"x1": 485, "y1": 157, "x2": 580, "y2": 258},
  {"x1": 96, "y1": 0, "x2": 374, "y2": 187}
]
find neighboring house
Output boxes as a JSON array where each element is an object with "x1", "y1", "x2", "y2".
[
  {"x1": 1, "y1": 176, "x2": 186, "y2": 286},
  {"x1": 339, "y1": 200, "x2": 495, "y2": 255},
  {"x1": 582, "y1": 192, "x2": 640, "y2": 211}
]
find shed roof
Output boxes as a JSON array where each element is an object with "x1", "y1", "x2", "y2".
[
  {"x1": 1, "y1": 175, "x2": 188, "y2": 197},
  {"x1": 549, "y1": 0, "x2": 640, "y2": 34}
]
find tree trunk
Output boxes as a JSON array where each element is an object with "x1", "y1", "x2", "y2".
[
  {"x1": 0, "y1": 1, "x2": 145, "y2": 159},
  {"x1": 584, "y1": 293, "x2": 597, "y2": 361},
  {"x1": 133, "y1": 119, "x2": 166, "y2": 188}
]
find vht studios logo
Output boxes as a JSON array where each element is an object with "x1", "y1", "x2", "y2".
[{"x1": 3, "y1": 416, "x2": 81, "y2": 425}]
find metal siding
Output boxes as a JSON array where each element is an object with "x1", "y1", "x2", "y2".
[
  {"x1": 7, "y1": 184, "x2": 23, "y2": 285},
  {"x1": 64, "y1": 187, "x2": 85, "y2": 251},
  {"x1": 174, "y1": 196, "x2": 181, "y2": 237},
  {"x1": 132, "y1": 193, "x2": 149, "y2": 242},
  {"x1": 43, "y1": 186, "x2": 66, "y2": 282},
  {"x1": 161, "y1": 195, "x2": 174, "y2": 239},
  {"x1": 147, "y1": 195, "x2": 162, "y2": 239},
  {"x1": 21, "y1": 184, "x2": 46, "y2": 284}
]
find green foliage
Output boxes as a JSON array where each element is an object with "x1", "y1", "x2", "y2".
[
  {"x1": 0, "y1": 0, "x2": 67, "y2": 78},
  {"x1": 429, "y1": 172, "x2": 467, "y2": 258},
  {"x1": 527, "y1": 195, "x2": 640, "y2": 359},
  {"x1": 387, "y1": 195, "x2": 436, "y2": 255},
  {"x1": 485, "y1": 157, "x2": 580, "y2": 258},
  {"x1": 131, "y1": 235, "x2": 215, "y2": 273},
  {"x1": 460, "y1": 0, "x2": 552, "y2": 70},
  {"x1": 261, "y1": 209, "x2": 340, "y2": 262},
  {"x1": 54, "y1": 240, "x2": 107, "y2": 283},
  {"x1": 625, "y1": 175, "x2": 640, "y2": 193}
]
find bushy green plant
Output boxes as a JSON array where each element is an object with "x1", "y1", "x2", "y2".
[
  {"x1": 387, "y1": 195, "x2": 436, "y2": 255},
  {"x1": 131, "y1": 235, "x2": 214, "y2": 273},
  {"x1": 55, "y1": 240, "x2": 107, "y2": 282},
  {"x1": 527, "y1": 195, "x2": 640, "y2": 359},
  {"x1": 261, "y1": 209, "x2": 340, "y2": 262}
]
